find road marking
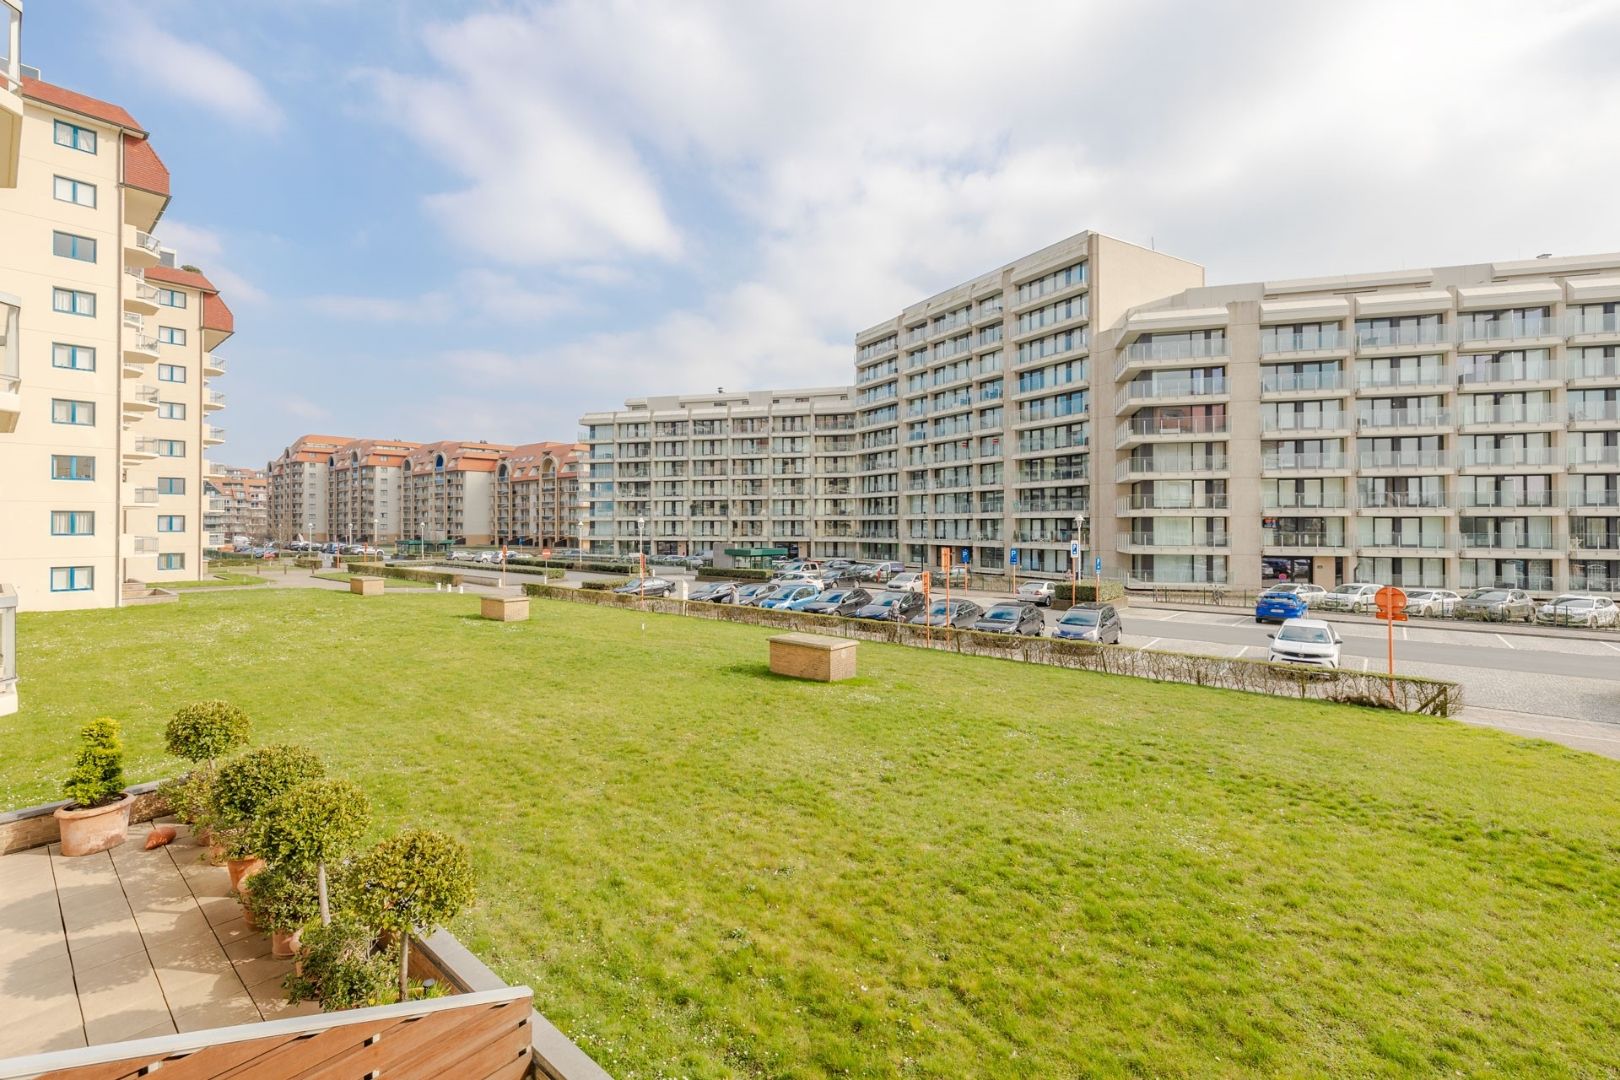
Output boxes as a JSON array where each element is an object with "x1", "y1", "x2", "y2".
[
  {"x1": 1225, "y1": 616, "x2": 1251, "y2": 627},
  {"x1": 1138, "y1": 638, "x2": 1162, "y2": 651},
  {"x1": 1161, "y1": 611, "x2": 1182, "y2": 621},
  {"x1": 1236, "y1": 645, "x2": 1253, "y2": 657},
  {"x1": 1400, "y1": 626, "x2": 1408, "y2": 641},
  {"x1": 1360, "y1": 657, "x2": 1369, "y2": 671},
  {"x1": 1604, "y1": 642, "x2": 1620, "y2": 654},
  {"x1": 1495, "y1": 634, "x2": 1515, "y2": 650}
]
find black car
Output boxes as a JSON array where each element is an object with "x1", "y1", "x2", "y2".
[
  {"x1": 850, "y1": 590, "x2": 925, "y2": 621},
  {"x1": 612, "y1": 577, "x2": 676, "y2": 597},
  {"x1": 735, "y1": 583, "x2": 778, "y2": 607},
  {"x1": 909, "y1": 598, "x2": 983, "y2": 627},
  {"x1": 970, "y1": 601, "x2": 1045, "y2": 635},
  {"x1": 798, "y1": 587, "x2": 872, "y2": 616},
  {"x1": 689, "y1": 581, "x2": 740, "y2": 604},
  {"x1": 1050, "y1": 602, "x2": 1123, "y2": 643}
]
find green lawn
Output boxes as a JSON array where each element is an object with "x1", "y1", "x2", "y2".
[
  {"x1": 7, "y1": 590, "x2": 1620, "y2": 1077},
  {"x1": 161, "y1": 572, "x2": 271, "y2": 590}
]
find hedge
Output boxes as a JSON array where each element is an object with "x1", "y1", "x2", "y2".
[
  {"x1": 507, "y1": 556, "x2": 636, "y2": 575},
  {"x1": 696, "y1": 567, "x2": 773, "y2": 582},
  {"x1": 346, "y1": 562, "x2": 463, "y2": 586},
  {"x1": 580, "y1": 578, "x2": 633, "y2": 591},
  {"x1": 519, "y1": 583, "x2": 1463, "y2": 716},
  {"x1": 293, "y1": 557, "x2": 321, "y2": 569},
  {"x1": 1053, "y1": 580, "x2": 1126, "y2": 608}
]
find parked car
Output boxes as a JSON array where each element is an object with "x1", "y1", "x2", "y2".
[
  {"x1": 796, "y1": 587, "x2": 871, "y2": 616},
  {"x1": 1263, "y1": 582, "x2": 1328, "y2": 606},
  {"x1": 689, "y1": 581, "x2": 740, "y2": 604},
  {"x1": 1403, "y1": 588, "x2": 1462, "y2": 617},
  {"x1": 1050, "y1": 602, "x2": 1123, "y2": 643},
  {"x1": 1536, "y1": 593, "x2": 1620, "y2": 627},
  {"x1": 1015, "y1": 581, "x2": 1056, "y2": 607},
  {"x1": 612, "y1": 577, "x2": 676, "y2": 597},
  {"x1": 447, "y1": 549, "x2": 474, "y2": 562},
  {"x1": 1254, "y1": 590, "x2": 1309, "y2": 624},
  {"x1": 909, "y1": 598, "x2": 983, "y2": 628},
  {"x1": 770, "y1": 569, "x2": 824, "y2": 588},
  {"x1": 825, "y1": 559, "x2": 854, "y2": 572},
  {"x1": 970, "y1": 601, "x2": 1045, "y2": 636},
  {"x1": 850, "y1": 590, "x2": 926, "y2": 621},
  {"x1": 1267, "y1": 618, "x2": 1343, "y2": 668},
  {"x1": 260, "y1": 548, "x2": 279, "y2": 560},
  {"x1": 759, "y1": 583, "x2": 821, "y2": 610},
  {"x1": 886, "y1": 572, "x2": 927, "y2": 593},
  {"x1": 858, "y1": 561, "x2": 904, "y2": 581},
  {"x1": 736, "y1": 582, "x2": 779, "y2": 606},
  {"x1": 474, "y1": 551, "x2": 501, "y2": 564},
  {"x1": 1457, "y1": 587, "x2": 1534, "y2": 622},
  {"x1": 1316, "y1": 582, "x2": 1383, "y2": 613}
]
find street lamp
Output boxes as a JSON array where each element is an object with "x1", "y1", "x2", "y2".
[
  {"x1": 637, "y1": 516, "x2": 647, "y2": 578},
  {"x1": 578, "y1": 517, "x2": 587, "y2": 573}
]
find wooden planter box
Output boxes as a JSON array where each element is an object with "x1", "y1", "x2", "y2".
[
  {"x1": 480, "y1": 596, "x2": 529, "y2": 622},
  {"x1": 768, "y1": 633, "x2": 857, "y2": 682},
  {"x1": 349, "y1": 575, "x2": 384, "y2": 596}
]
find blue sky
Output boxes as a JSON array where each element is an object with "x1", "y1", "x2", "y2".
[{"x1": 23, "y1": 1, "x2": 1620, "y2": 466}]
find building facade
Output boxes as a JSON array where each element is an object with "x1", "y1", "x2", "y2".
[
  {"x1": 493, "y1": 441, "x2": 585, "y2": 549},
  {"x1": 266, "y1": 434, "x2": 353, "y2": 543},
  {"x1": 326, "y1": 437, "x2": 418, "y2": 543},
  {"x1": 203, "y1": 465, "x2": 266, "y2": 546},
  {"x1": 580, "y1": 388, "x2": 857, "y2": 559},
  {"x1": 399, "y1": 441, "x2": 509, "y2": 545},
  {"x1": 0, "y1": 6, "x2": 234, "y2": 610}
]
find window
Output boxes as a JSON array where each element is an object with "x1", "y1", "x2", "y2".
[
  {"x1": 158, "y1": 401, "x2": 186, "y2": 420},
  {"x1": 51, "y1": 511, "x2": 95, "y2": 536},
  {"x1": 156, "y1": 288, "x2": 186, "y2": 308},
  {"x1": 53, "y1": 176, "x2": 97, "y2": 207},
  {"x1": 50, "y1": 566, "x2": 94, "y2": 592},
  {"x1": 158, "y1": 553, "x2": 185, "y2": 571},
  {"x1": 52, "y1": 288, "x2": 95, "y2": 316},
  {"x1": 158, "y1": 476, "x2": 185, "y2": 495},
  {"x1": 51, "y1": 454, "x2": 95, "y2": 481},
  {"x1": 51, "y1": 343, "x2": 95, "y2": 371},
  {"x1": 158, "y1": 326, "x2": 186, "y2": 346},
  {"x1": 53, "y1": 120, "x2": 96, "y2": 154},
  {"x1": 156, "y1": 439, "x2": 185, "y2": 457},
  {"x1": 158, "y1": 515, "x2": 185, "y2": 533},
  {"x1": 53, "y1": 231, "x2": 97, "y2": 262},
  {"x1": 158, "y1": 363, "x2": 186, "y2": 383},
  {"x1": 51, "y1": 398, "x2": 94, "y2": 425}
]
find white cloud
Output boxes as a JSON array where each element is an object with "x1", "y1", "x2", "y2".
[
  {"x1": 157, "y1": 220, "x2": 269, "y2": 305},
  {"x1": 114, "y1": 25, "x2": 284, "y2": 131},
  {"x1": 303, "y1": 270, "x2": 571, "y2": 324}
]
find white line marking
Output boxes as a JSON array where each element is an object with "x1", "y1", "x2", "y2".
[
  {"x1": 1138, "y1": 638, "x2": 1162, "y2": 651},
  {"x1": 1603, "y1": 642, "x2": 1620, "y2": 654},
  {"x1": 1400, "y1": 626, "x2": 1408, "y2": 641},
  {"x1": 1236, "y1": 645, "x2": 1253, "y2": 657},
  {"x1": 1360, "y1": 657, "x2": 1369, "y2": 671},
  {"x1": 1495, "y1": 634, "x2": 1515, "y2": 649},
  {"x1": 1226, "y1": 617, "x2": 1251, "y2": 627},
  {"x1": 1161, "y1": 612, "x2": 1182, "y2": 621}
]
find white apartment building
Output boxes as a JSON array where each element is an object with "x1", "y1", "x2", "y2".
[
  {"x1": 580, "y1": 388, "x2": 857, "y2": 560},
  {"x1": 203, "y1": 465, "x2": 267, "y2": 545},
  {"x1": 0, "y1": 5, "x2": 234, "y2": 610}
]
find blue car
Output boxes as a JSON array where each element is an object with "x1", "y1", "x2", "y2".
[
  {"x1": 759, "y1": 583, "x2": 821, "y2": 610},
  {"x1": 1255, "y1": 590, "x2": 1309, "y2": 624}
]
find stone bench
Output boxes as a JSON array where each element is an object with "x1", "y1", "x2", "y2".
[
  {"x1": 480, "y1": 595, "x2": 529, "y2": 622},
  {"x1": 769, "y1": 633, "x2": 857, "y2": 682},
  {"x1": 349, "y1": 575, "x2": 384, "y2": 596}
]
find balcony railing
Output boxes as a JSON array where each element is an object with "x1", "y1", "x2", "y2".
[
  {"x1": 1263, "y1": 452, "x2": 1347, "y2": 471},
  {"x1": 1570, "y1": 446, "x2": 1620, "y2": 467},
  {"x1": 1357, "y1": 409, "x2": 1449, "y2": 429},
  {"x1": 1120, "y1": 493, "x2": 1230, "y2": 512},
  {"x1": 1264, "y1": 492, "x2": 1348, "y2": 509},
  {"x1": 1263, "y1": 412, "x2": 1345, "y2": 433},
  {"x1": 1458, "y1": 493, "x2": 1556, "y2": 509},
  {"x1": 1358, "y1": 450, "x2": 1453, "y2": 470},
  {"x1": 1459, "y1": 533, "x2": 1559, "y2": 551},
  {"x1": 1260, "y1": 330, "x2": 1349, "y2": 353},
  {"x1": 1459, "y1": 447, "x2": 1556, "y2": 467},
  {"x1": 1263, "y1": 531, "x2": 1347, "y2": 548},
  {"x1": 1122, "y1": 378, "x2": 1228, "y2": 401},
  {"x1": 1123, "y1": 415, "x2": 1230, "y2": 438},
  {"x1": 1116, "y1": 456, "x2": 1228, "y2": 479},
  {"x1": 132, "y1": 535, "x2": 158, "y2": 554},
  {"x1": 1570, "y1": 401, "x2": 1620, "y2": 423},
  {"x1": 1355, "y1": 324, "x2": 1449, "y2": 348},
  {"x1": 1124, "y1": 531, "x2": 1230, "y2": 548},
  {"x1": 1457, "y1": 361, "x2": 1559, "y2": 385},
  {"x1": 1456, "y1": 317, "x2": 1558, "y2": 343},
  {"x1": 1569, "y1": 491, "x2": 1620, "y2": 509},
  {"x1": 1124, "y1": 338, "x2": 1227, "y2": 362},
  {"x1": 1567, "y1": 312, "x2": 1620, "y2": 337},
  {"x1": 1458, "y1": 403, "x2": 1560, "y2": 426},
  {"x1": 1355, "y1": 366, "x2": 1451, "y2": 390},
  {"x1": 1262, "y1": 371, "x2": 1346, "y2": 393},
  {"x1": 1356, "y1": 492, "x2": 1449, "y2": 510},
  {"x1": 1358, "y1": 533, "x2": 1452, "y2": 551},
  {"x1": 129, "y1": 487, "x2": 158, "y2": 505}
]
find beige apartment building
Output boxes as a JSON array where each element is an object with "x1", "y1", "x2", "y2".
[
  {"x1": 327, "y1": 437, "x2": 418, "y2": 543},
  {"x1": 203, "y1": 465, "x2": 267, "y2": 545},
  {"x1": 400, "y1": 441, "x2": 509, "y2": 545},
  {"x1": 0, "y1": 5, "x2": 234, "y2": 610},
  {"x1": 580, "y1": 388, "x2": 857, "y2": 560},
  {"x1": 493, "y1": 441, "x2": 586, "y2": 549},
  {"x1": 266, "y1": 434, "x2": 353, "y2": 543}
]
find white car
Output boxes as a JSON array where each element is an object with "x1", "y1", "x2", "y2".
[
  {"x1": 1536, "y1": 594, "x2": 1620, "y2": 627},
  {"x1": 770, "y1": 570, "x2": 824, "y2": 587},
  {"x1": 475, "y1": 551, "x2": 500, "y2": 564},
  {"x1": 1403, "y1": 588, "x2": 1462, "y2": 617},
  {"x1": 1016, "y1": 581, "x2": 1056, "y2": 607},
  {"x1": 447, "y1": 550, "x2": 474, "y2": 562},
  {"x1": 1316, "y1": 582, "x2": 1383, "y2": 614},
  {"x1": 1267, "y1": 618, "x2": 1343, "y2": 668},
  {"x1": 886, "y1": 572, "x2": 927, "y2": 593},
  {"x1": 1263, "y1": 582, "x2": 1327, "y2": 606}
]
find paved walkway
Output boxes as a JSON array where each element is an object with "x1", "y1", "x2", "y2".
[{"x1": 0, "y1": 820, "x2": 315, "y2": 1059}]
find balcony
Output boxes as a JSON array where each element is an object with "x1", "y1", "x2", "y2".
[
  {"x1": 1569, "y1": 446, "x2": 1620, "y2": 469},
  {"x1": 1356, "y1": 409, "x2": 1449, "y2": 432},
  {"x1": 1261, "y1": 370, "x2": 1346, "y2": 396},
  {"x1": 1568, "y1": 490, "x2": 1620, "y2": 512},
  {"x1": 122, "y1": 384, "x2": 159, "y2": 415},
  {"x1": 1457, "y1": 403, "x2": 1561, "y2": 429},
  {"x1": 1459, "y1": 532, "x2": 1560, "y2": 553},
  {"x1": 1355, "y1": 324, "x2": 1449, "y2": 350},
  {"x1": 1262, "y1": 451, "x2": 1348, "y2": 473},
  {"x1": 1262, "y1": 412, "x2": 1348, "y2": 435},
  {"x1": 1569, "y1": 354, "x2": 1620, "y2": 383},
  {"x1": 1456, "y1": 360, "x2": 1560, "y2": 388},
  {"x1": 1354, "y1": 365, "x2": 1452, "y2": 394},
  {"x1": 124, "y1": 268, "x2": 160, "y2": 316},
  {"x1": 1357, "y1": 533, "x2": 1453, "y2": 553},
  {"x1": 123, "y1": 225, "x2": 163, "y2": 268},
  {"x1": 1116, "y1": 455, "x2": 1229, "y2": 480},
  {"x1": 0, "y1": 291, "x2": 16, "y2": 433},
  {"x1": 123, "y1": 312, "x2": 159, "y2": 366},
  {"x1": 1456, "y1": 317, "x2": 1559, "y2": 345},
  {"x1": 1116, "y1": 414, "x2": 1229, "y2": 448},
  {"x1": 1569, "y1": 401, "x2": 1620, "y2": 426},
  {"x1": 1356, "y1": 492, "x2": 1451, "y2": 511},
  {"x1": 204, "y1": 425, "x2": 225, "y2": 446},
  {"x1": 1458, "y1": 446, "x2": 1556, "y2": 469},
  {"x1": 1118, "y1": 531, "x2": 1230, "y2": 552},
  {"x1": 1115, "y1": 377, "x2": 1228, "y2": 415},
  {"x1": 1570, "y1": 534, "x2": 1620, "y2": 555},
  {"x1": 1357, "y1": 450, "x2": 1454, "y2": 471},
  {"x1": 1458, "y1": 493, "x2": 1560, "y2": 515},
  {"x1": 1566, "y1": 311, "x2": 1620, "y2": 340},
  {"x1": 124, "y1": 486, "x2": 159, "y2": 507},
  {"x1": 1115, "y1": 337, "x2": 1227, "y2": 377},
  {"x1": 1263, "y1": 492, "x2": 1348, "y2": 510},
  {"x1": 1120, "y1": 493, "x2": 1230, "y2": 513},
  {"x1": 205, "y1": 353, "x2": 226, "y2": 376},
  {"x1": 1260, "y1": 329, "x2": 1349, "y2": 355},
  {"x1": 127, "y1": 535, "x2": 159, "y2": 555},
  {"x1": 123, "y1": 436, "x2": 159, "y2": 463},
  {"x1": 1263, "y1": 531, "x2": 1349, "y2": 552}
]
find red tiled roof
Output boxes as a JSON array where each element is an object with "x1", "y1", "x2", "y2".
[
  {"x1": 122, "y1": 134, "x2": 170, "y2": 197},
  {"x1": 202, "y1": 293, "x2": 234, "y2": 335},
  {"x1": 145, "y1": 265, "x2": 216, "y2": 292},
  {"x1": 22, "y1": 77, "x2": 145, "y2": 134}
]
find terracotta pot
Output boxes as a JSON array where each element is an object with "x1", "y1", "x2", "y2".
[
  {"x1": 241, "y1": 902, "x2": 260, "y2": 932},
  {"x1": 54, "y1": 793, "x2": 134, "y2": 857},
  {"x1": 270, "y1": 927, "x2": 302, "y2": 959},
  {"x1": 194, "y1": 826, "x2": 214, "y2": 847},
  {"x1": 227, "y1": 856, "x2": 266, "y2": 894},
  {"x1": 206, "y1": 842, "x2": 227, "y2": 866}
]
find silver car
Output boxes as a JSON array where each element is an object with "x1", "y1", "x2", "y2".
[
  {"x1": 1402, "y1": 588, "x2": 1461, "y2": 617},
  {"x1": 1536, "y1": 594, "x2": 1620, "y2": 627},
  {"x1": 1457, "y1": 588, "x2": 1534, "y2": 622}
]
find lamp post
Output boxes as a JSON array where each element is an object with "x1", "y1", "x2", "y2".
[{"x1": 578, "y1": 517, "x2": 587, "y2": 573}]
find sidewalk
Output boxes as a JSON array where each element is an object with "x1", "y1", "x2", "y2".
[
  {"x1": 1456, "y1": 707, "x2": 1620, "y2": 761},
  {"x1": 1130, "y1": 596, "x2": 1620, "y2": 643}
]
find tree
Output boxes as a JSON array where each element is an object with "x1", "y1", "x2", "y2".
[
  {"x1": 209, "y1": 745, "x2": 325, "y2": 859},
  {"x1": 164, "y1": 700, "x2": 252, "y2": 772},
  {"x1": 349, "y1": 829, "x2": 475, "y2": 1001},
  {"x1": 63, "y1": 718, "x2": 125, "y2": 808},
  {"x1": 254, "y1": 778, "x2": 371, "y2": 924}
]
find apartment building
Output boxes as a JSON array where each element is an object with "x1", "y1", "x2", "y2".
[
  {"x1": 1103, "y1": 253, "x2": 1620, "y2": 594},
  {"x1": 203, "y1": 465, "x2": 267, "y2": 545},
  {"x1": 326, "y1": 437, "x2": 418, "y2": 543},
  {"x1": 0, "y1": 5, "x2": 235, "y2": 610},
  {"x1": 399, "y1": 441, "x2": 509, "y2": 545},
  {"x1": 493, "y1": 441, "x2": 585, "y2": 549},
  {"x1": 580, "y1": 388, "x2": 857, "y2": 559},
  {"x1": 266, "y1": 434, "x2": 353, "y2": 543}
]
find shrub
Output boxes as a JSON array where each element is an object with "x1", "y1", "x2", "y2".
[
  {"x1": 346, "y1": 562, "x2": 462, "y2": 586},
  {"x1": 254, "y1": 778, "x2": 371, "y2": 925},
  {"x1": 581, "y1": 578, "x2": 632, "y2": 591},
  {"x1": 165, "y1": 700, "x2": 252, "y2": 768},
  {"x1": 242, "y1": 863, "x2": 322, "y2": 933},
  {"x1": 63, "y1": 718, "x2": 125, "y2": 809},
  {"x1": 158, "y1": 769, "x2": 216, "y2": 826},
  {"x1": 349, "y1": 829, "x2": 475, "y2": 1000},
  {"x1": 697, "y1": 567, "x2": 771, "y2": 581},
  {"x1": 284, "y1": 915, "x2": 397, "y2": 1011},
  {"x1": 294, "y1": 557, "x2": 321, "y2": 569},
  {"x1": 1053, "y1": 580, "x2": 1126, "y2": 608},
  {"x1": 212, "y1": 745, "x2": 326, "y2": 859}
]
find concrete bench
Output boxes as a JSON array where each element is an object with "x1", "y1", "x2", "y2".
[
  {"x1": 349, "y1": 575, "x2": 384, "y2": 596},
  {"x1": 769, "y1": 633, "x2": 857, "y2": 682},
  {"x1": 480, "y1": 595, "x2": 529, "y2": 622}
]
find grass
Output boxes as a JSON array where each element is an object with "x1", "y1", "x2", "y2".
[
  {"x1": 160, "y1": 572, "x2": 271, "y2": 590},
  {"x1": 310, "y1": 570, "x2": 436, "y2": 589},
  {"x1": 7, "y1": 590, "x2": 1620, "y2": 1077}
]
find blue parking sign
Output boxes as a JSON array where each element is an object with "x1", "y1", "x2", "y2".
[
  {"x1": 1008, "y1": 548, "x2": 1019, "y2": 566},
  {"x1": 960, "y1": 547, "x2": 970, "y2": 564},
  {"x1": 1069, "y1": 540, "x2": 1080, "y2": 558},
  {"x1": 1094, "y1": 556, "x2": 1103, "y2": 574}
]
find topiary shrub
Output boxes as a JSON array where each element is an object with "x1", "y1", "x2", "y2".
[
  {"x1": 284, "y1": 915, "x2": 397, "y2": 1011},
  {"x1": 211, "y1": 746, "x2": 326, "y2": 859},
  {"x1": 158, "y1": 770, "x2": 216, "y2": 827},
  {"x1": 254, "y1": 779, "x2": 371, "y2": 924},
  {"x1": 581, "y1": 578, "x2": 631, "y2": 591},
  {"x1": 166, "y1": 700, "x2": 252, "y2": 770},
  {"x1": 63, "y1": 718, "x2": 126, "y2": 809},
  {"x1": 242, "y1": 862, "x2": 322, "y2": 933},
  {"x1": 294, "y1": 557, "x2": 321, "y2": 569},
  {"x1": 349, "y1": 829, "x2": 475, "y2": 1000}
]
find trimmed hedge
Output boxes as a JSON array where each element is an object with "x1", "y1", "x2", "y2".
[
  {"x1": 697, "y1": 567, "x2": 772, "y2": 582},
  {"x1": 1053, "y1": 580, "x2": 1126, "y2": 608},
  {"x1": 294, "y1": 557, "x2": 321, "y2": 569},
  {"x1": 347, "y1": 562, "x2": 463, "y2": 586},
  {"x1": 580, "y1": 578, "x2": 633, "y2": 591},
  {"x1": 519, "y1": 583, "x2": 1464, "y2": 716},
  {"x1": 507, "y1": 556, "x2": 636, "y2": 575}
]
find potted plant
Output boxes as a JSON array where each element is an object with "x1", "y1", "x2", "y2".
[
  {"x1": 284, "y1": 915, "x2": 397, "y2": 1011},
  {"x1": 54, "y1": 718, "x2": 132, "y2": 857},
  {"x1": 349, "y1": 829, "x2": 475, "y2": 1001},
  {"x1": 253, "y1": 778, "x2": 370, "y2": 926},
  {"x1": 162, "y1": 700, "x2": 251, "y2": 841},
  {"x1": 210, "y1": 745, "x2": 325, "y2": 895},
  {"x1": 242, "y1": 864, "x2": 322, "y2": 958}
]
